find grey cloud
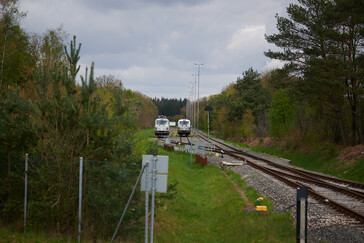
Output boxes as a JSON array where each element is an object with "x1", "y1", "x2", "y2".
[
  {"x1": 79, "y1": 0, "x2": 212, "y2": 11},
  {"x1": 22, "y1": 0, "x2": 298, "y2": 98}
]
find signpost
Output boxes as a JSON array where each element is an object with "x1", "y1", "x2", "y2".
[
  {"x1": 141, "y1": 155, "x2": 168, "y2": 193},
  {"x1": 141, "y1": 155, "x2": 169, "y2": 243}
]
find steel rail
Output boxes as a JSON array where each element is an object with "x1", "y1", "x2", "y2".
[
  {"x1": 192, "y1": 129, "x2": 364, "y2": 223},
  {"x1": 194, "y1": 129, "x2": 364, "y2": 190}
]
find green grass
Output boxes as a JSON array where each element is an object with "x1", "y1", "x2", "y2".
[
  {"x1": 207, "y1": 130, "x2": 364, "y2": 184},
  {"x1": 135, "y1": 128, "x2": 156, "y2": 153},
  {"x1": 0, "y1": 228, "x2": 75, "y2": 243},
  {"x1": 137, "y1": 127, "x2": 155, "y2": 140},
  {"x1": 223, "y1": 169, "x2": 274, "y2": 209},
  {"x1": 251, "y1": 145, "x2": 364, "y2": 183},
  {"x1": 154, "y1": 149, "x2": 295, "y2": 242}
]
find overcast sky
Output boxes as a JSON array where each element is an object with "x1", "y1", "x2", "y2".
[{"x1": 20, "y1": 0, "x2": 296, "y2": 99}]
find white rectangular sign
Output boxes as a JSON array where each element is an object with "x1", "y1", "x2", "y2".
[
  {"x1": 141, "y1": 155, "x2": 169, "y2": 193},
  {"x1": 141, "y1": 174, "x2": 168, "y2": 193},
  {"x1": 142, "y1": 155, "x2": 168, "y2": 174}
]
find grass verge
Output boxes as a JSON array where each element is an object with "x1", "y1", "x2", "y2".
[
  {"x1": 154, "y1": 148, "x2": 295, "y2": 242},
  {"x1": 208, "y1": 130, "x2": 363, "y2": 184},
  {"x1": 251, "y1": 145, "x2": 364, "y2": 184},
  {"x1": 0, "y1": 227, "x2": 75, "y2": 242}
]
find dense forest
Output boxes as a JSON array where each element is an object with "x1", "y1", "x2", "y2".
[
  {"x1": 152, "y1": 97, "x2": 187, "y2": 120},
  {"x1": 0, "y1": 0, "x2": 158, "y2": 239},
  {"x1": 194, "y1": 0, "x2": 363, "y2": 148}
]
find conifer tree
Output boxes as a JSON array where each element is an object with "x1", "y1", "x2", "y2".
[
  {"x1": 64, "y1": 35, "x2": 81, "y2": 90},
  {"x1": 0, "y1": 89, "x2": 33, "y2": 176},
  {"x1": 230, "y1": 68, "x2": 271, "y2": 122},
  {"x1": 265, "y1": 0, "x2": 364, "y2": 145}
]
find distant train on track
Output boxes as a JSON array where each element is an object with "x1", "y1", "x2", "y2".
[
  {"x1": 155, "y1": 115, "x2": 170, "y2": 137},
  {"x1": 177, "y1": 118, "x2": 191, "y2": 137}
]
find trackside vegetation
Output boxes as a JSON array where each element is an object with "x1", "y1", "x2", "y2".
[
  {"x1": 154, "y1": 148, "x2": 295, "y2": 242},
  {"x1": 210, "y1": 130, "x2": 364, "y2": 184},
  {"x1": 0, "y1": 228, "x2": 75, "y2": 243},
  {"x1": 252, "y1": 145, "x2": 364, "y2": 184}
]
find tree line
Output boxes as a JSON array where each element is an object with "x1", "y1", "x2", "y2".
[
  {"x1": 197, "y1": 0, "x2": 363, "y2": 148},
  {"x1": 152, "y1": 97, "x2": 187, "y2": 121},
  {"x1": 0, "y1": 0, "x2": 157, "y2": 239}
]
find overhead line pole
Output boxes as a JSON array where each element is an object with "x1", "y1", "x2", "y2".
[
  {"x1": 192, "y1": 74, "x2": 197, "y2": 128},
  {"x1": 188, "y1": 85, "x2": 194, "y2": 122},
  {"x1": 194, "y1": 63, "x2": 203, "y2": 130},
  {"x1": 189, "y1": 81, "x2": 195, "y2": 127}
]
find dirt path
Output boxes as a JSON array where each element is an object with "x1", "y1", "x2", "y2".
[{"x1": 221, "y1": 169, "x2": 255, "y2": 211}]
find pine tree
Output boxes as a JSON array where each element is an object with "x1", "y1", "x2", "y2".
[
  {"x1": 0, "y1": 89, "x2": 34, "y2": 177},
  {"x1": 230, "y1": 68, "x2": 271, "y2": 122},
  {"x1": 64, "y1": 35, "x2": 81, "y2": 90},
  {"x1": 265, "y1": 0, "x2": 364, "y2": 146}
]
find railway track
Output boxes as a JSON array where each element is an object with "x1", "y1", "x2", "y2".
[
  {"x1": 156, "y1": 128, "x2": 192, "y2": 146},
  {"x1": 192, "y1": 129, "x2": 364, "y2": 225},
  {"x1": 178, "y1": 136, "x2": 191, "y2": 145}
]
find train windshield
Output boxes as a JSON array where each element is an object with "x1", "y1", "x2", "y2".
[
  {"x1": 156, "y1": 119, "x2": 168, "y2": 125},
  {"x1": 179, "y1": 120, "x2": 190, "y2": 126}
]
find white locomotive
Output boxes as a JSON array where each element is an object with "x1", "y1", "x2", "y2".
[
  {"x1": 177, "y1": 119, "x2": 191, "y2": 137},
  {"x1": 154, "y1": 115, "x2": 170, "y2": 137}
]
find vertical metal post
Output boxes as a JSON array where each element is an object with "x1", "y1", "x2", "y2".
[
  {"x1": 296, "y1": 186, "x2": 308, "y2": 243},
  {"x1": 186, "y1": 100, "x2": 189, "y2": 121},
  {"x1": 207, "y1": 111, "x2": 210, "y2": 153},
  {"x1": 194, "y1": 63, "x2": 203, "y2": 130},
  {"x1": 145, "y1": 161, "x2": 149, "y2": 243},
  {"x1": 24, "y1": 153, "x2": 28, "y2": 233},
  {"x1": 190, "y1": 138, "x2": 194, "y2": 165},
  {"x1": 193, "y1": 75, "x2": 196, "y2": 128},
  {"x1": 78, "y1": 157, "x2": 83, "y2": 243},
  {"x1": 197, "y1": 67, "x2": 200, "y2": 130},
  {"x1": 150, "y1": 156, "x2": 157, "y2": 243}
]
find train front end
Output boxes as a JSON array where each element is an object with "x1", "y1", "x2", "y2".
[
  {"x1": 155, "y1": 116, "x2": 170, "y2": 137},
  {"x1": 177, "y1": 119, "x2": 191, "y2": 137}
]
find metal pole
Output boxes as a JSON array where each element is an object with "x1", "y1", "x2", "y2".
[
  {"x1": 150, "y1": 156, "x2": 157, "y2": 243},
  {"x1": 191, "y1": 87, "x2": 195, "y2": 127},
  {"x1": 192, "y1": 75, "x2": 197, "y2": 128},
  {"x1": 197, "y1": 66, "x2": 200, "y2": 130},
  {"x1": 296, "y1": 186, "x2": 308, "y2": 243},
  {"x1": 188, "y1": 94, "x2": 191, "y2": 122},
  {"x1": 145, "y1": 162, "x2": 149, "y2": 243},
  {"x1": 193, "y1": 76, "x2": 197, "y2": 127},
  {"x1": 24, "y1": 153, "x2": 28, "y2": 233},
  {"x1": 186, "y1": 100, "x2": 189, "y2": 121},
  {"x1": 194, "y1": 63, "x2": 203, "y2": 130},
  {"x1": 111, "y1": 164, "x2": 147, "y2": 242},
  {"x1": 78, "y1": 157, "x2": 83, "y2": 243},
  {"x1": 190, "y1": 146, "x2": 193, "y2": 165},
  {"x1": 207, "y1": 111, "x2": 210, "y2": 154}
]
